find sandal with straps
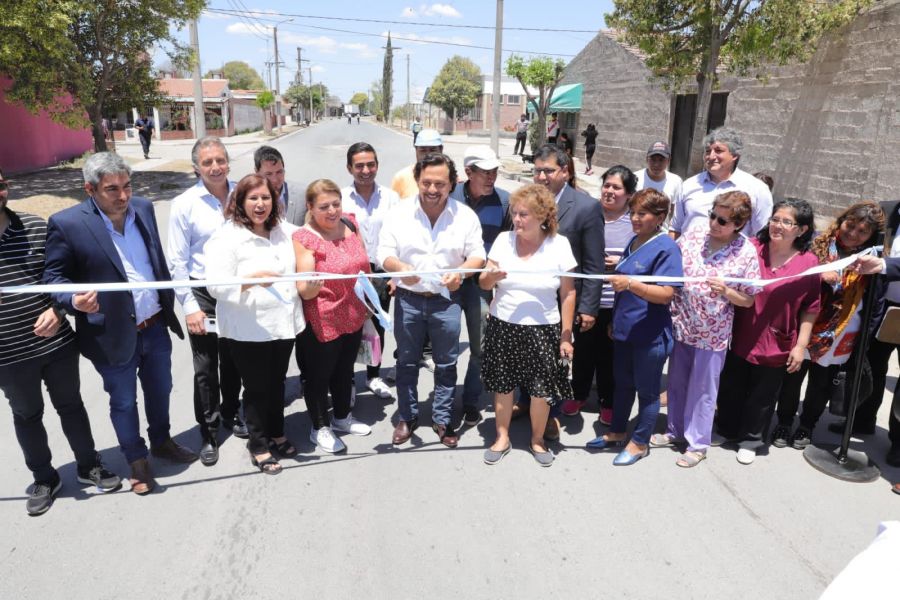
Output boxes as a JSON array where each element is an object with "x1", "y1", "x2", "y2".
[
  {"x1": 250, "y1": 453, "x2": 283, "y2": 475},
  {"x1": 676, "y1": 450, "x2": 707, "y2": 468},
  {"x1": 268, "y1": 439, "x2": 298, "y2": 459}
]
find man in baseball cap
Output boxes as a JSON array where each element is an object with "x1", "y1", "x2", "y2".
[
  {"x1": 391, "y1": 128, "x2": 443, "y2": 200},
  {"x1": 449, "y1": 145, "x2": 510, "y2": 426},
  {"x1": 635, "y1": 140, "x2": 682, "y2": 216}
]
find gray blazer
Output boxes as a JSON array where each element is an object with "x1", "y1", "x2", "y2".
[{"x1": 282, "y1": 180, "x2": 308, "y2": 226}]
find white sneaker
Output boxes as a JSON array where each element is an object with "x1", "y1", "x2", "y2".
[
  {"x1": 366, "y1": 377, "x2": 394, "y2": 399},
  {"x1": 310, "y1": 426, "x2": 346, "y2": 453},
  {"x1": 736, "y1": 443, "x2": 757, "y2": 465},
  {"x1": 332, "y1": 415, "x2": 372, "y2": 436}
]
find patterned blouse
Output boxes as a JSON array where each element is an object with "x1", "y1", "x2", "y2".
[
  {"x1": 671, "y1": 225, "x2": 761, "y2": 351},
  {"x1": 293, "y1": 214, "x2": 370, "y2": 343}
]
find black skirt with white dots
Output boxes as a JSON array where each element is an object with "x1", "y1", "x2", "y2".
[{"x1": 481, "y1": 315, "x2": 573, "y2": 405}]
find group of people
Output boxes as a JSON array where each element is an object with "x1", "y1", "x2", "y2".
[{"x1": 3, "y1": 123, "x2": 900, "y2": 516}]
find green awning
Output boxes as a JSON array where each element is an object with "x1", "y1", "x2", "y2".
[{"x1": 527, "y1": 83, "x2": 582, "y2": 113}]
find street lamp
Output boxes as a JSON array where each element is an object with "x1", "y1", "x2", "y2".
[{"x1": 272, "y1": 17, "x2": 294, "y2": 133}]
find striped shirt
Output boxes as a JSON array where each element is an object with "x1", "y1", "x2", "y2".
[{"x1": 0, "y1": 210, "x2": 75, "y2": 367}]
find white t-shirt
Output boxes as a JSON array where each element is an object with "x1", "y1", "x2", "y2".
[
  {"x1": 488, "y1": 231, "x2": 577, "y2": 325},
  {"x1": 635, "y1": 168, "x2": 683, "y2": 207}
]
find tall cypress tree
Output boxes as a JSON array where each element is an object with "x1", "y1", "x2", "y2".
[{"x1": 382, "y1": 32, "x2": 393, "y2": 121}]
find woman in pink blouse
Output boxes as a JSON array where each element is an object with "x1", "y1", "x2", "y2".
[
  {"x1": 657, "y1": 191, "x2": 761, "y2": 467},
  {"x1": 294, "y1": 179, "x2": 373, "y2": 454},
  {"x1": 714, "y1": 199, "x2": 820, "y2": 465}
]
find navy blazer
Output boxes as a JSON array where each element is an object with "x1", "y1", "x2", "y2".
[
  {"x1": 43, "y1": 196, "x2": 184, "y2": 366},
  {"x1": 556, "y1": 185, "x2": 605, "y2": 317}
]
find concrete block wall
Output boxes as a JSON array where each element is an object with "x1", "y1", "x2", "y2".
[{"x1": 560, "y1": 32, "x2": 671, "y2": 170}]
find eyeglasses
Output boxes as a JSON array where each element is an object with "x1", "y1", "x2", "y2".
[
  {"x1": 534, "y1": 168, "x2": 560, "y2": 177},
  {"x1": 708, "y1": 210, "x2": 732, "y2": 226},
  {"x1": 769, "y1": 216, "x2": 797, "y2": 228}
]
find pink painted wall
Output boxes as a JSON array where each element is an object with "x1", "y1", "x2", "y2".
[{"x1": 0, "y1": 78, "x2": 92, "y2": 174}]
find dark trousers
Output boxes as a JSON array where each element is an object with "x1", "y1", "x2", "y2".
[
  {"x1": 716, "y1": 351, "x2": 787, "y2": 446},
  {"x1": 366, "y1": 271, "x2": 392, "y2": 380},
  {"x1": 571, "y1": 309, "x2": 614, "y2": 410},
  {"x1": 777, "y1": 360, "x2": 838, "y2": 431},
  {"x1": 188, "y1": 286, "x2": 242, "y2": 440},
  {"x1": 139, "y1": 134, "x2": 151, "y2": 155},
  {"x1": 514, "y1": 133, "x2": 527, "y2": 155},
  {"x1": 585, "y1": 145, "x2": 596, "y2": 167},
  {"x1": 228, "y1": 338, "x2": 294, "y2": 454},
  {"x1": 300, "y1": 327, "x2": 363, "y2": 430},
  {"x1": 0, "y1": 344, "x2": 97, "y2": 484},
  {"x1": 855, "y1": 332, "x2": 899, "y2": 429}
]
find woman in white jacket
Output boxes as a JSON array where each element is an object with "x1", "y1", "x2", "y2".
[{"x1": 207, "y1": 174, "x2": 305, "y2": 474}]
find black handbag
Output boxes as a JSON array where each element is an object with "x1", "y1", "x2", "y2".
[{"x1": 829, "y1": 355, "x2": 873, "y2": 417}]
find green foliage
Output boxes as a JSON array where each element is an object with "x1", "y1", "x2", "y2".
[
  {"x1": 391, "y1": 104, "x2": 416, "y2": 122},
  {"x1": 505, "y1": 55, "x2": 566, "y2": 147},
  {"x1": 428, "y1": 55, "x2": 482, "y2": 118},
  {"x1": 256, "y1": 90, "x2": 274, "y2": 110},
  {"x1": 206, "y1": 61, "x2": 264, "y2": 90},
  {"x1": 0, "y1": 0, "x2": 206, "y2": 152},
  {"x1": 369, "y1": 79, "x2": 384, "y2": 116},
  {"x1": 284, "y1": 83, "x2": 328, "y2": 113},
  {"x1": 382, "y1": 34, "x2": 394, "y2": 122},
  {"x1": 349, "y1": 92, "x2": 369, "y2": 107}
]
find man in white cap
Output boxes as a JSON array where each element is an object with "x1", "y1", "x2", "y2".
[
  {"x1": 635, "y1": 141, "x2": 683, "y2": 210},
  {"x1": 391, "y1": 128, "x2": 442, "y2": 201},
  {"x1": 449, "y1": 145, "x2": 511, "y2": 425}
]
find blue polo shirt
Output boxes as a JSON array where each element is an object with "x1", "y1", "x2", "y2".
[
  {"x1": 611, "y1": 233, "x2": 683, "y2": 344},
  {"x1": 450, "y1": 182, "x2": 510, "y2": 253}
]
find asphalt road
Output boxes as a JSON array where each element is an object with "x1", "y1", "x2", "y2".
[{"x1": 1, "y1": 118, "x2": 897, "y2": 599}]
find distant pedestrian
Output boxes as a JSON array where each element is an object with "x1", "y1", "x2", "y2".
[
  {"x1": 546, "y1": 113, "x2": 559, "y2": 144},
  {"x1": 411, "y1": 117, "x2": 423, "y2": 143},
  {"x1": 581, "y1": 124, "x2": 597, "y2": 174},
  {"x1": 514, "y1": 114, "x2": 530, "y2": 156},
  {"x1": 134, "y1": 112, "x2": 154, "y2": 159}
]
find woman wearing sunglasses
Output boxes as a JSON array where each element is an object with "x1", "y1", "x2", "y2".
[
  {"x1": 656, "y1": 191, "x2": 760, "y2": 467},
  {"x1": 714, "y1": 199, "x2": 821, "y2": 464}
]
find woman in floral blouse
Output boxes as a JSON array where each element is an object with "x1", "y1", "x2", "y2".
[{"x1": 656, "y1": 191, "x2": 761, "y2": 467}]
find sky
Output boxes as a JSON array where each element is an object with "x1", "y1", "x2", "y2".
[{"x1": 167, "y1": 1, "x2": 616, "y2": 105}]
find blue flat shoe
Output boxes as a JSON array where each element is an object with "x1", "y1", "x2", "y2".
[
  {"x1": 612, "y1": 447, "x2": 649, "y2": 466},
  {"x1": 586, "y1": 436, "x2": 626, "y2": 450}
]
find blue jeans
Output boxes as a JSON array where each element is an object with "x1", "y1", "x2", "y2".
[
  {"x1": 394, "y1": 290, "x2": 461, "y2": 426},
  {"x1": 611, "y1": 335, "x2": 672, "y2": 445},
  {"x1": 93, "y1": 321, "x2": 173, "y2": 463},
  {"x1": 460, "y1": 277, "x2": 490, "y2": 409}
]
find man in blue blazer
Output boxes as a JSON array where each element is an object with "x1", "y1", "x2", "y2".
[{"x1": 43, "y1": 152, "x2": 195, "y2": 496}]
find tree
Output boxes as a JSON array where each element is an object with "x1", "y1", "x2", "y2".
[
  {"x1": 205, "y1": 61, "x2": 264, "y2": 90},
  {"x1": 349, "y1": 92, "x2": 369, "y2": 107},
  {"x1": 428, "y1": 56, "x2": 482, "y2": 133},
  {"x1": 256, "y1": 90, "x2": 274, "y2": 133},
  {"x1": 0, "y1": 0, "x2": 205, "y2": 152},
  {"x1": 369, "y1": 79, "x2": 384, "y2": 120},
  {"x1": 284, "y1": 83, "x2": 328, "y2": 119},
  {"x1": 505, "y1": 55, "x2": 566, "y2": 148},
  {"x1": 607, "y1": 0, "x2": 871, "y2": 173},
  {"x1": 382, "y1": 33, "x2": 394, "y2": 124}
]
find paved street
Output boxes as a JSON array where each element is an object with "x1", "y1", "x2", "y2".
[{"x1": 1, "y1": 118, "x2": 897, "y2": 599}]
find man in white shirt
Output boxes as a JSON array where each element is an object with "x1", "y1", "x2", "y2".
[
  {"x1": 670, "y1": 127, "x2": 773, "y2": 238},
  {"x1": 167, "y1": 137, "x2": 245, "y2": 466},
  {"x1": 635, "y1": 141, "x2": 683, "y2": 208},
  {"x1": 390, "y1": 128, "x2": 442, "y2": 201},
  {"x1": 377, "y1": 153, "x2": 486, "y2": 448},
  {"x1": 341, "y1": 141, "x2": 399, "y2": 400}
]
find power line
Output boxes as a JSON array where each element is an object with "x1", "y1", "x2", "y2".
[
  {"x1": 205, "y1": 6, "x2": 601, "y2": 33},
  {"x1": 206, "y1": 8, "x2": 579, "y2": 57},
  {"x1": 225, "y1": 0, "x2": 269, "y2": 41}
]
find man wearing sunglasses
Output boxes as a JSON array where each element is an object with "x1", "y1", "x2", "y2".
[
  {"x1": 450, "y1": 145, "x2": 511, "y2": 426},
  {"x1": 0, "y1": 170, "x2": 122, "y2": 515},
  {"x1": 670, "y1": 127, "x2": 773, "y2": 239}
]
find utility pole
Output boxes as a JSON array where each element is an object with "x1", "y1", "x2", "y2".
[
  {"x1": 406, "y1": 53, "x2": 411, "y2": 130},
  {"x1": 274, "y1": 25, "x2": 282, "y2": 133},
  {"x1": 294, "y1": 47, "x2": 308, "y2": 123},
  {"x1": 189, "y1": 19, "x2": 206, "y2": 139},
  {"x1": 308, "y1": 66, "x2": 314, "y2": 123},
  {"x1": 490, "y1": 0, "x2": 504, "y2": 155}
]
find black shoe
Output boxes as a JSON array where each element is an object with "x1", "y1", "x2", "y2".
[
  {"x1": 224, "y1": 416, "x2": 249, "y2": 439},
  {"x1": 827, "y1": 420, "x2": 876, "y2": 436},
  {"x1": 886, "y1": 446, "x2": 900, "y2": 468},
  {"x1": 771, "y1": 424, "x2": 791, "y2": 448},
  {"x1": 199, "y1": 440, "x2": 219, "y2": 466},
  {"x1": 463, "y1": 406, "x2": 482, "y2": 426},
  {"x1": 27, "y1": 477, "x2": 62, "y2": 516},
  {"x1": 76, "y1": 462, "x2": 123, "y2": 492},
  {"x1": 790, "y1": 426, "x2": 812, "y2": 450}
]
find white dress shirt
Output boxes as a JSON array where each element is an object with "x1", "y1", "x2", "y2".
[
  {"x1": 205, "y1": 221, "x2": 304, "y2": 342},
  {"x1": 341, "y1": 182, "x2": 400, "y2": 267},
  {"x1": 376, "y1": 196, "x2": 486, "y2": 294},
  {"x1": 167, "y1": 180, "x2": 234, "y2": 315},
  {"x1": 672, "y1": 167, "x2": 773, "y2": 236}
]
